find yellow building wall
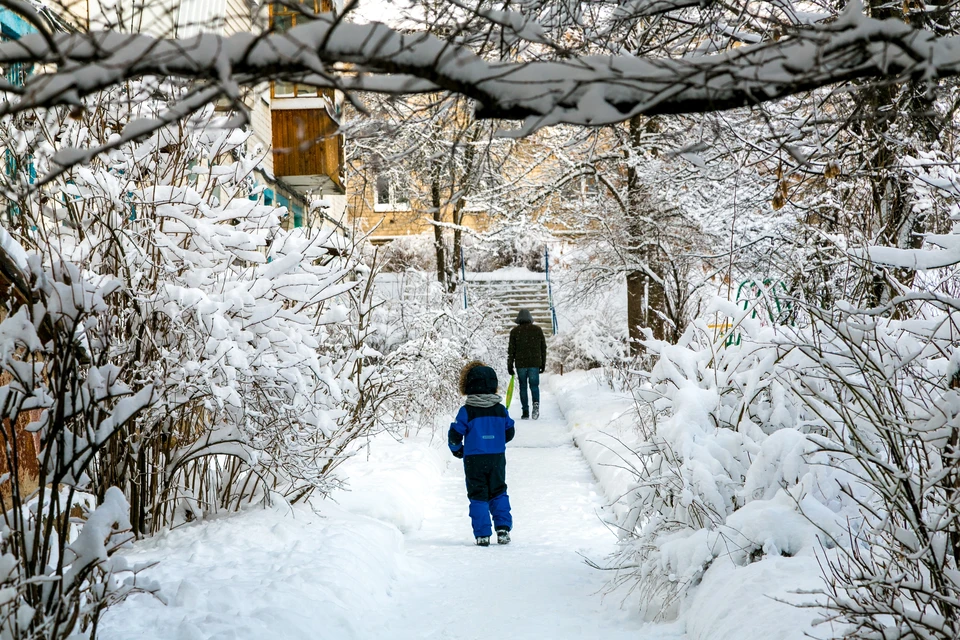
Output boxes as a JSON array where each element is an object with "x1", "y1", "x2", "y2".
[{"x1": 347, "y1": 171, "x2": 493, "y2": 238}]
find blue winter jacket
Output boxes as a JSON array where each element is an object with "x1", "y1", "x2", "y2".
[{"x1": 449, "y1": 404, "x2": 516, "y2": 457}]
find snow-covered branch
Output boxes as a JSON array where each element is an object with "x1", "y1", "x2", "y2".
[{"x1": 0, "y1": 5, "x2": 954, "y2": 130}]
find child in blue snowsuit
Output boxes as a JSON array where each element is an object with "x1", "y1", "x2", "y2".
[{"x1": 448, "y1": 361, "x2": 515, "y2": 546}]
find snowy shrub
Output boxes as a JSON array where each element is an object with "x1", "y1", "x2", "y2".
[
  {"x1": 367, "y1": 270, "x2": 507, "y2": 432},
  {"x1": 803, "y1": 164, "x2": 960, "y2": 639},
  {"x1": 610, "y1": 298, "x2": 852, "y2": 621},
  {"x1": 465, "y1": 227, "x2": 549, "y2": 273},
  {"x1": 612, "y1": 276, "x2": 960, "y2": 639},
  {"x1": 788, "y1": 304, "x2": 960, "y2": 640},
  {"x1": 0, "y1": 79, "x2": 387, "y2": 638},
  {"x1": 28, "y1": 85, "x2": 380, "y2": 529},
  {"x1": 369, "y1": 230, "x2": 550, "y2": 276},
  {"x1": 0, "y1": 256, "x2": 161, "y2": 639},
  {"x1": 607, "y1": 152, "x2": 960, "y2": 635},
  {"x1": 548, "y1": 310, "x2": 627, "y2": 373},
  {"x1": 368, "y1": 235, "x2": 438, "y2": 273}
]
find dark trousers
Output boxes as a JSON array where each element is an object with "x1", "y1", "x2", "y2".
[
  {"x1": 463, "y1": 453, "x2": 512, "y2": 538},
  {"x1": 517, "y1": 367, "x2": 540, "y2": 413}
]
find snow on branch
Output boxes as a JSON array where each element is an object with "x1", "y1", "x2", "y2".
[
  {"x1": 613, "y1": 0, "x2": 802, "y2": 20},
  {"x1": 0, "y1": 4, "x2": 954, "y2": 131}
]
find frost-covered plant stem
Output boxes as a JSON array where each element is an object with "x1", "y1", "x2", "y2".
[
  {"x1": 0, "y1": 258, "x2": 157, "y2": 639},
  {"x1": 790, "y1": 304, "x2": 960, "y2": 640}
]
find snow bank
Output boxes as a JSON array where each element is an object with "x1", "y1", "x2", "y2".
[
  {"x1": 685, "y1": 555, "x2": 822, "y2": 640},
  {"x1": 97, "y1": 501, "x2": 407, "y2": 640},
  {"x1": 333, "y1": 433, "x2": 448, "y2": 533},
  {"x1": 548, "y1": 371, "x2": 640, "y2": 523},
  {"x1": 99, "y1": 432, "x2": 452, "y2": 640}
]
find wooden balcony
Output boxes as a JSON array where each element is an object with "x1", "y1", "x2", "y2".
[{"x1": 271, "y1": 107, "x2": 344, "y2": 194}]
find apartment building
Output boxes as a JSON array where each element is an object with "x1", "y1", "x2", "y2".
[{"x1": 54, "y1": 0, "x2": 348, "y2": 236}]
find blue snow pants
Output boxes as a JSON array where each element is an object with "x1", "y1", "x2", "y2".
[
  {"x1": 464, "y1": 453, "x2": 512, "y2": 538},
  {"x1": 517, "y1": 367, "x2": 540, "y2": 413}
]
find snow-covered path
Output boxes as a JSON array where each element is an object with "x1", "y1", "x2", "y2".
[
  {"x1": 98, "y1": 382, "x2": 684, "y2": 640},
  {"x1": 357, "y1": 385, "x2": 684, "y2": 640}
]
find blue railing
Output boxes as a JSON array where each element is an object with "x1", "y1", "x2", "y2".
[{"x1": 544, "y1": 246, "x2": 558, "y2": 334}]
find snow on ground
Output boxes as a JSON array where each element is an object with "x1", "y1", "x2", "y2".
[
  {"x1": 95, "y1": 371, "x2": 826, "y2": 640},
  {"x1": 356, "y1": 390, "x2": 683, "y2": 640},
  {"x1": 97, "y1": 502, "x2": 407, "y2": 640},
  {"x1": 549, "y1": 371, "x2": 642, "y2": 522},
  {"x1": 464, "y1": 266, "x2": 546, "y2": 281},
  {"x1": 549, "y1": 371, "x2": 825, "y2": 640},
  {"x1": 98, "y1": 371, "x2": 823, "y2": 640},
  {"x1": 98, "y1": 378, "x2": 684, "y2": 640},
  {"x1": 684, "y1": 555, "x2": 824, "y2": 640}
]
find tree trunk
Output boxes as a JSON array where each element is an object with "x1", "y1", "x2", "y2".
[
  {"x1": 625, "y1": 115, "x2": 669, "y2": 352},
  {"x1": 859, "y1": 0, "x2": 942, "y2": 309},
  {"x1": 450, "y1": 124, "x2": 481, "y2": 294},
  {"x1": 431, "y1": 175, "x2": 447, "y2": 288},
  {"x1": 452, "y1": 201, "x2": 464, "y2": 295},
  {"x1": 626, "y1": 271, "x2": 646, "y2": 350}
]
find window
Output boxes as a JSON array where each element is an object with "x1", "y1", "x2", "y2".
[
  {"x1": 561, "y1": 173, "x2": 600, "y2": 202},
  {"x1": 2, "y1": 24, "x2": 35, "y2": 205},
  {"x1": 374, "y1": 174, "x2": 410, "y2": 211},
  {"x1": 582, "y1": 174, "x2": 600, "y2": 198},
  {"x1": 271, "y1": 0, "x2": 328, "y2": 98},
  {"x1": 1, "y1": 28, "x2": 31, "y2": 88}
]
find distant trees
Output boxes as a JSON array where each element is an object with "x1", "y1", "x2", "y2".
[{"x1": 345, "y1": 94, "x2": 514, "y2": 289}]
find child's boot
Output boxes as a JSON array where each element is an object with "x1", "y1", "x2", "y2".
[
  {"x1": 521, "y1": 407, "x2": 530, "y2": 419},
  {"x1": 476, "y1": 536, "x2": 490, "y2": 546},
  {"x1": 532, "y1": 402, "x2": 540, "y2": 420},
  {"x1": 496, "y1": 529, "x2": 511, "y2": 545}
]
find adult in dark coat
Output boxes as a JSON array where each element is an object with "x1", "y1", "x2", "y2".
[{"x1": 507, "y1": 309, "x2": 547, "y2": 420}]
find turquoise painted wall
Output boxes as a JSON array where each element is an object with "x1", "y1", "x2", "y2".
[{"x1": 0, "y1": 8, "x2": 36, "y2": 38}]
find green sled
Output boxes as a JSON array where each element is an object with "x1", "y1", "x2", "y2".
[{"x1": 505, "y1": 375, "x2": 515, "y2": 409}]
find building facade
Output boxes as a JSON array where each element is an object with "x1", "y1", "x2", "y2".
[{"x1": 55, "y1": 0, "x2": 348, "y2": 235}]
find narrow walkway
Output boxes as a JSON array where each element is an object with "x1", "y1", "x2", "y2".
[
  {"x1": 96, "y1": 382, "x2": 686, "y2": 640},
  {"x1": 360, "y1": 382, "x2": 685, "y2": 640}
]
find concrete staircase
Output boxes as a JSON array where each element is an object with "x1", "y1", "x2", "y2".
[{"x1": 464, "y1": 279, "x2": 555, "y2": 335}]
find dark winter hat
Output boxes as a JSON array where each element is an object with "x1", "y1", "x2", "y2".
[
  {"x1": 515, "y1": 309, "x2": 534, "y2": 324},
  {"x1": 459, "y1": 361, "x2": 498, "y2": 395}
]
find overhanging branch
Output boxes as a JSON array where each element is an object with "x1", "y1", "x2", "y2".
[{"x1": 0, "y1": 5, "x2": 952, "y2": 131}]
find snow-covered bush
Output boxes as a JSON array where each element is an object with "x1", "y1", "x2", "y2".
[
  {"x1": 612, "y1": 277, "x2": 960, "y2": 639},
  {"x1": 367, "y1": 270, "x2": 507, "y2": 432},
  {"x1": 466, "y1": 226, "x2": 548, "y2": 273},
  {"x1": 803, "y1": 156, "x2": 960, "y2": 640},
  {"x1": 791, "y1": 305, "x2": 960, "y2": 640},
  {"x1": 369, "y1": 229, "x2": 550, "y2": 276},
  {"x1": 368, "y1": 235, "x2": 438, "y2": 273},
  {"x1": 548, "y1": 310, "x2": 626, "y2": 373},
  {"x1": 26, "y1": 83, "x2": 379, "y2": 529},
  {"x1": 610, "y1": 296, "x2": 852, "y2": 620},
  {"x1": 0, "y1": 79, "x2": 385, "y2": 637},
  {"x1": 0, "y1": 255, "x2": 161, "y2": 639}
]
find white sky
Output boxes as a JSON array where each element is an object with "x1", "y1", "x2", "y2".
[{"x1": 345, "y1": 0, "x2": 423, "y2": 26}]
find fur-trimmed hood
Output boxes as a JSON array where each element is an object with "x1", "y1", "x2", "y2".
[{"x1": 459, "y1": 360, "x2": 498, "y2": 395}]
